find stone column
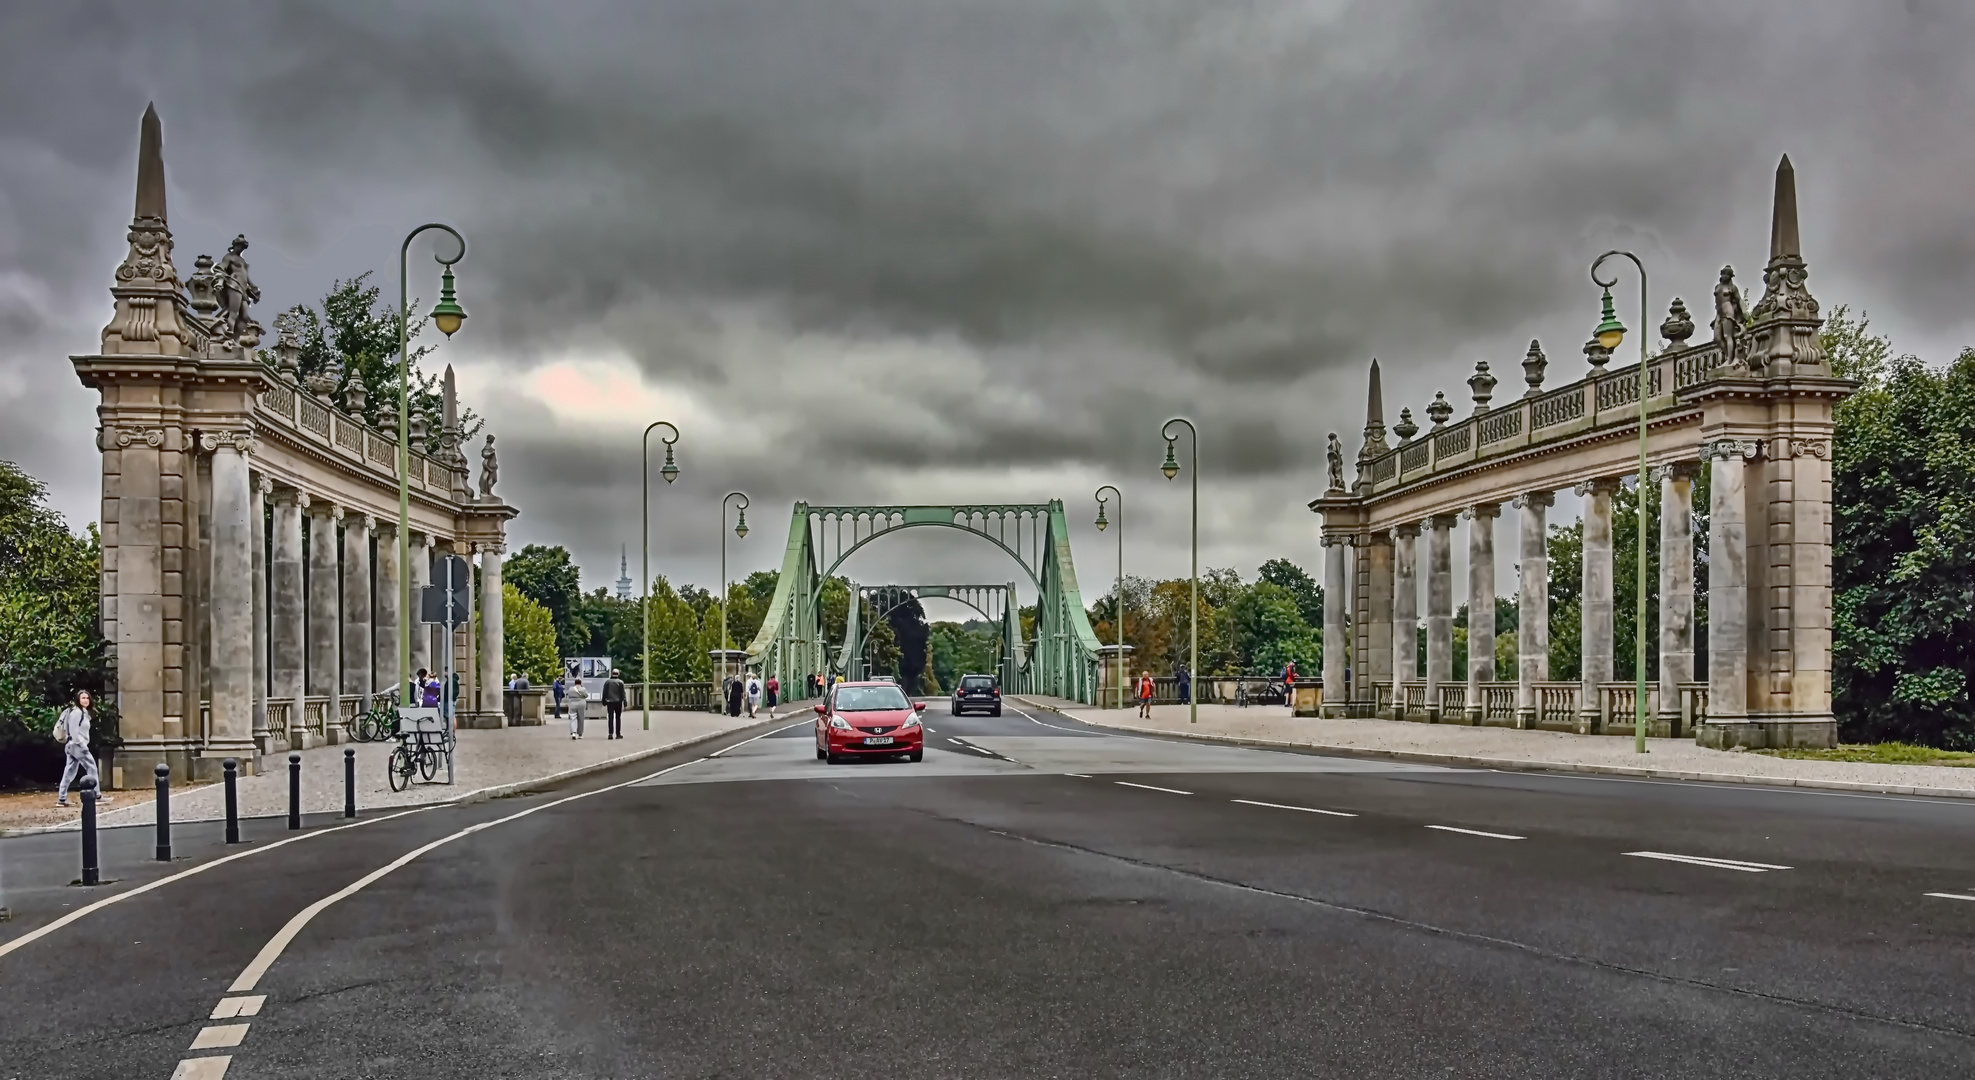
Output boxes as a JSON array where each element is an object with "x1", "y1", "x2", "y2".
[
  {"x1": 1705, "y1": 441, "x2": 1756, "y2": 726},
  {"x1": 202, "y1": 433, "x2": 257, "y2": 774},
  {"x1": 375, "y1": 520, "x2": 401, "y2": 704},
  {"x1": 1391, "y1": 523, "x2": 1419, "y2": 716},
  {"x1": 307, "y1": 500, "x2": 341, "y2": 747},
  {"x1": 1514, "y1": 492, "x2": 1552, "y2": 729},
  {"x1": 1365, "y1": 533, "x2": 1393, "y2": 712},
  {"x1": 271, "y1": 490, "x2": 306, "y2": 748},
  {"x1": 1321, "y1": 533, "x2": 1348, "y2": 716},
  {"x1": 1783, "y1": 438, "x2": 1836, "y2": 740},
  {"x1": 1657, "y1": 463, "x2": 1698, "y2": 733},
  {"x1": 409, "y1": 533, "x2": 432, "y2": 680},
  {"x1": 341, "y1": 514, "x2": 373, "y2": 713},
  {"x1": 1577, "y1": 478, "x2": 1620, "y2": 733},
  {"x1": 478, "y1": 541, "x2": 507, "y2": 727},
  {"x1": 1465, "y1": 503, "x2": 1500, "y2": 725},
  {"x1": 1425, "y1": 514, "x2": 1456, "y2": 721},
  {"x1": 251, "y1": 475, "x2": 269, "y2": 751}
]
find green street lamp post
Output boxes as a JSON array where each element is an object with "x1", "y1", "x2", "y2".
[
  {"x1": 1094, "y1": 485, "x2": 1123, "y2": 712},
  {"x1": 396, "y1": 224, "x2": 466, "y2": 706},
  {"x1": 1591, "y1": 250, "x2": 1650, "y2": 755},
  {"x1": 1160, "y1": 418, "x2": 1198, "y2": 725},
  {"x1": 721, "y1": 491, "x2": 750, "y2": 690},
  {"x1": 640, "y1": 422, "x2": 681, "y2": 730}
]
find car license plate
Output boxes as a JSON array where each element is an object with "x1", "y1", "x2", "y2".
[{"x1": 864, "y1": 736, "x2": 894, "y2": 745}]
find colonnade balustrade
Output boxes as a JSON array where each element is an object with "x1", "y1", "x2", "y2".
[{"x1": 1312, "y1": 155, "x2": 1849, "y2": 750}]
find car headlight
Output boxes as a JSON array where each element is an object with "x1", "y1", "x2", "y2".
[
  {"x1": 901, "y1": 714, "x2": 921, "y2": 728},
  {"x1": 828, "y1": 716, "x2": 851, "y2": 730}
]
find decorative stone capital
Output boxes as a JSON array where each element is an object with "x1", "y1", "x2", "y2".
[
  {"x1": 1788, "y1": 438, "x2": 1830, "y2": 459},
  {"x1": 479, "y1": 540, "x2": 507, "y2": 557},
  {"x1": 360, "y1": 514, "x2": 377, "y2": 532},
  {"x1": 1511, "y1": 491, "x2": 1555, "y2": 510},
  {"x1": 1699, "y1": 439, "x2": 1762, "y2": 462},
  {"x1": 1461, "y1": 502, "x2": 1502, "y2": 521},
  {"x1": 111, "y1": 426, "x2": 167, "y2": 450},
  {"x1": 1391, "y1": 522, "x2": 1422, "y2": 539},
  {"x1": 1320, "y1": 534, "x2": 1352, "y2": 548},
  {"x1": 1651, "y1": 461, "x2": 1702, "y2": 484},
  {"x1": 1359, "y1": 531, "x2": 1393, "y2": 548},
  {"x1": 1574, "y1": 477, "x2": 1624, "y2": 497},
  {"x1": 1428, "y1": 514, "x2": 1462, "y2": 531},
  {"x1": 295, "y1": 491, "x2": 312, "y2": 510},
  {"x1": 198, "y1": 429, "x2": 256, "y2": 456}
]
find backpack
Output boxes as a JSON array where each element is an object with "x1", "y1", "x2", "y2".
[{"x1": 52, "y1": 713, "x2": 68, "y2": 743}]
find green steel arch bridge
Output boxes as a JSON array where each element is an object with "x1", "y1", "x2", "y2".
[
  {"x1": 743, "y1": 503, "x2": 1107, "y2": 703},
  {"x1": 842, "y1": 584, "x2": 1020, "y2": 685}
]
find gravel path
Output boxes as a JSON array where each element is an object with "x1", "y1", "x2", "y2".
[
  {"x1": 3, "y1": 708, "x2": 771, "y2": 833},
  {"x1": 1015, "y1": 697, "x2": 1975, "y2": 798}
]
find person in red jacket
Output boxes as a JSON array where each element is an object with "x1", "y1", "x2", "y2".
[
  {"x1": 1283, "y1": 660, "x2": 1297, "y2": 712},
  {"x1": 1137, "y1": 671, "x2": 1155, "y2": 719}
]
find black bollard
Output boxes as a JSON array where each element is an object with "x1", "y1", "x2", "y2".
[
  {"x1": 223, "y1": 758, "x2": 241, "y2": 844},
  {"x1": 288, "y1": 752, "x2": 302, "y2": 830},
  {"x1": 154, "y1": 763, "x2": 171, "y2": 861},
  {"x1": 80, "y1": 777, "x2": 100, "y2": 886},
  {"x1": 343, "y1": 748, "x2": 356, "y2": 819}
]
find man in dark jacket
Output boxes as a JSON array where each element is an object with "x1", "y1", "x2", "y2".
[
  {"x1": 726, "y1": 675, "x2": 745, "y2": 717},
  {"x1": 602, "y1": 668, "x2": 627, "y2": 739}
]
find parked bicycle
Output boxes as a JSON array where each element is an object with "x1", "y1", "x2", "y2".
[
  {"x1": 355, "y1": 700, "x2": 401, "y2": 743},
  {"x1": 385, "y1": 707, "x2": 454, "y2": 792}
]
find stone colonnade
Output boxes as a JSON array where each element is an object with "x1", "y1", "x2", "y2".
[{"x1": 1321, "y1": 463, "x2": 1702, "y2": 735}]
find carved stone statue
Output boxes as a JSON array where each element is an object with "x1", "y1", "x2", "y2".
[
  {"x1": 1326, "y1": 433, "x2": 1344, "y2": 491},
  {"x1": 212, "y1": 234, "x2": 261, "y2": 343},
  {"x1": 1712, "y1": 265, "x2": 1747, "y2": 368},
  {"x1": 479, "y1": 434, "x2": 499, "y2": 500}
]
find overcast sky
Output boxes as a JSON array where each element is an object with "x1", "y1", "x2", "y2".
[{"x1": 4, "y1": 1, "x2": 1973, "y2": 620}]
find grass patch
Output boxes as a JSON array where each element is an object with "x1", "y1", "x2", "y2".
[{"x1": 1756, "y1": 742, "x2": 1975, "y2": 767}]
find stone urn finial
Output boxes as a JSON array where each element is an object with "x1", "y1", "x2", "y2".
[
  {"x1": 1426, "y1": 391, "x2": 1454, "y2": 429},
  {"x1": 1521, "y1": 339, "x2": 1547, "y2": 397},
  {"x1": 409, "y1": 413, "x2": 431, "y2": 448},
  {"x1": 1583, "y1": 336, "x2": 1611, "y2": 375},
  {"x1": 1661, "y1": 297, "x2": 1695, "y2": 347},
  {"x1": 1468, "y1": 361, "x2": 1496, "y2": 415},
  {"x1": 343, "y1": 376, "x2": 367, "y2": 414},
  {"x1": 1393, "y1": 407, "x2": 1419, "y2": 442}
]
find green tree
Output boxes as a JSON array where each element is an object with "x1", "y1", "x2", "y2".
[
  {"x1": 1257, "y1": 558, "x2": 1324, "y2": 627},
  {"x1": 502, "y1": 583, "x2": 560, "y2": 684},
  {"x1": 1226, "y1": 581, "x2": 1319, "y2": 674},
  {"x1": 503, "y1": 545, "x2": 585, "y2": 659},
  {"x1": 0, "y1": 460, "x2": 115, "y2": 783}
]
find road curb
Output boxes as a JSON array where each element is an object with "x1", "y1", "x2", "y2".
[
  {"x1": 0, "y1": 720, "x2": 760, "y2": 838},
  {"x1": 1011, "y1": 698, "x2": 1975, "y2": 802}
]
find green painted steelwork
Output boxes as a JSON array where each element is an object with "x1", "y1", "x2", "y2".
[
  {"x1": 743, "y1": 503, "x2": 1107, "y2": 703},
  {"x1": 843, "y1": 584, "x2": 1015, "y2": 685}
]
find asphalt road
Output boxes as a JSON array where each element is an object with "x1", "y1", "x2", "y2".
[{"x1": 4, "y1": 702, "x2": 1975, "y2": 1078}]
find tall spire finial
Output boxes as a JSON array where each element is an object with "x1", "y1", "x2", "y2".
[
  {"x1": 1357, "y1": 357, "x2": 1390, "y2": 467},
  {"x1": 1769, "y1": 154, "x2": 1799, "y2": 260},
  {"x1": 1366, "y1": 357, "x2": 1385, "y2": 425},
  {"x1": 135, "y1": 103, "x2": 166, "y2": 225}
]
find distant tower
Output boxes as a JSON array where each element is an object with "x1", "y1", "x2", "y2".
[{"x1": 615, "y1": 545, "x2": 633, "y2": 600}]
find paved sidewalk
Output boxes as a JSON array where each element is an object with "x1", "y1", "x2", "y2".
[
  {"x1": 2, "y1": 708, "x2": 775, "y2": 834},
  {"x1": 1013, "y1": 696, "x2": 1975, "y2": 799}
]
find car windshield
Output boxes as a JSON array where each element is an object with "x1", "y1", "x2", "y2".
[
  {"x1": 962, "y1": 677, "x2": 994, "y2": 689},
  {"x1": 834, "y1": 686, "x2": 910, "y2": 712}
]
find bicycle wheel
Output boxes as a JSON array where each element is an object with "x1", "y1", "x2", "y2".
[
  {"x1": 417, "y1": 744, "x2": 440, "y2": 781},
  {"x1": 388, "y1": 745, "x2": 414, "y2": 792},
  {"x1": 356, "y1": 713, "x2": 378, "y2": 742}
]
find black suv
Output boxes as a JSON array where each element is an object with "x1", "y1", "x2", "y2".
[{"x1": 951, "y1": 674, "x2": 1001, "y2": 716}]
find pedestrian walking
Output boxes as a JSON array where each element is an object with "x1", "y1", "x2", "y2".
[
  {"x1": 423, "y1": 673, "x2": 442, "y2": 709},
  {"x1": 1177, "y1": 663, "x2": 1192, "y2": 706},
  {"x1": 552, "y1": 674, "x2": 565, "y2": 718},
  {"x1": 602, "y1": 668, "x2": 627, "y2": 739},
  {"x1": 568, "y1": 677, "x2": 589, "y2": 738},
  {"x1": 745, "y1": 672, "x2": 762, "y2": 719},
  {"x1": 54, "y1": 690, "x2": 109, "y2": 807},
  {"x1": 726, "y1": 675, "x2": 745, "y2": 717},
  {"x1": 1282, "y1": 660, "x2": 1297, "y2": 712},
  {"x1": 1137, "y1": 671, "x2": 1155, "y2": 719},
  {"x1": 412, "y1": 667, "x2": 429, "y2": 704},
  {"x1": 765, "y1": 674, "x2": 780, "y2": 714}
]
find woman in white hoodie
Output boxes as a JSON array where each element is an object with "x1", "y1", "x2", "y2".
[
  {"x1": 55, "y1": 690, "x2": 109, "y2": 807},
  {"x1": 567, "y1": 677, "x2": 590, "y2": 739}
]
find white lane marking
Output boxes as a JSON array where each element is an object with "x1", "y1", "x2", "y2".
[
  {"x1": 1486, "y1": 768, "x2": 1975, "y2": 808},
  {"x1": 1027, "y1": 713, "x2": 1046, "y2": 725},
  {"x1": 1062, "y1": 773, "x2": 1092, "y2": 778},
  {"x1": 169, "y1": 1058, "x2": 229, "y2": 1079},
  {"x1": 1233, "y1": 798, "x2": 1357, "y2": 818},
  {"x1": 1925, "y1": 892, "x2": 1975, "y2": 902},
  {"x1": 948, "y1": 737, "x2": 969, "y2": 746},
  {"x1": 1115, "y1": 781, "x2": 1193, "y2": 796},
  {"x1": 1623, "y1": 851, "x2": 1792, "y2": 872},
  {"x1": 209, "y1": 996, "x2": 264, "y2": 1020},
  {"x1": 189, "y1": 1024, "x2": 250, "y2": 1049},
  {"x1": 226, "y1": 755, "x2": 708, "y2": 994},
  {"x1": 0, "y1": 805, "x2": 437, "y2": 964},
  {"x1": 1425, "y1": 825, "x2": 1525, "y2": 840},
  {"x1": 708, "y1": 718, "x2": 810, "y2": 756}
]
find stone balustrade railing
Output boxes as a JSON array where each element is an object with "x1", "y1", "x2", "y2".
[
  {"x1": 254, "y1": 373, "x2": 457, "y2": 501},
  {"x1": 1361, "y1": 341, "x2": 1721, "y2": 498},
  {"x1": 1389, "y1": 679, "x2": 1708, "y2": 736}
]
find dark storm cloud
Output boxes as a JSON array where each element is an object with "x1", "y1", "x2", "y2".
[{"x1": 5, "y1": 0, "x2": 1975, "y2": 592}]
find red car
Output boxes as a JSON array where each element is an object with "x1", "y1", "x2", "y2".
[{"x1": 815, "y1": 681, "x2": 926, "y2": 763}]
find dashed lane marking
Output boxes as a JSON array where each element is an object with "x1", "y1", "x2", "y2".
[
  {"x1": 1923, "y1": 892, "x2": 1975, "y2": 902},
  {"x1": 1623, "y1": 851, "x2": 1791, "y2": 872},
  {"x1": 189, "y1": 1024, "x2": 249, "y2": 1050},
  {"x1": 1063, "y1": 773, "x2": 1092, "y2": 778},
  {"x1": 1232, "y1": 798, "x2": 1358, "y2": 818},
  {"x1": 1115, "y1": 781, "x2": 1193, "y2": 796},
  {"x1": 209, "y1": 996, "x2": 263, "y2": 1019},
  {"x1": 168, "y1": 1058, "x2": 230, "y2": 1079},
  {"x1": 1425, "y1": 825, "x2": 1526, "y2": 840}
]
